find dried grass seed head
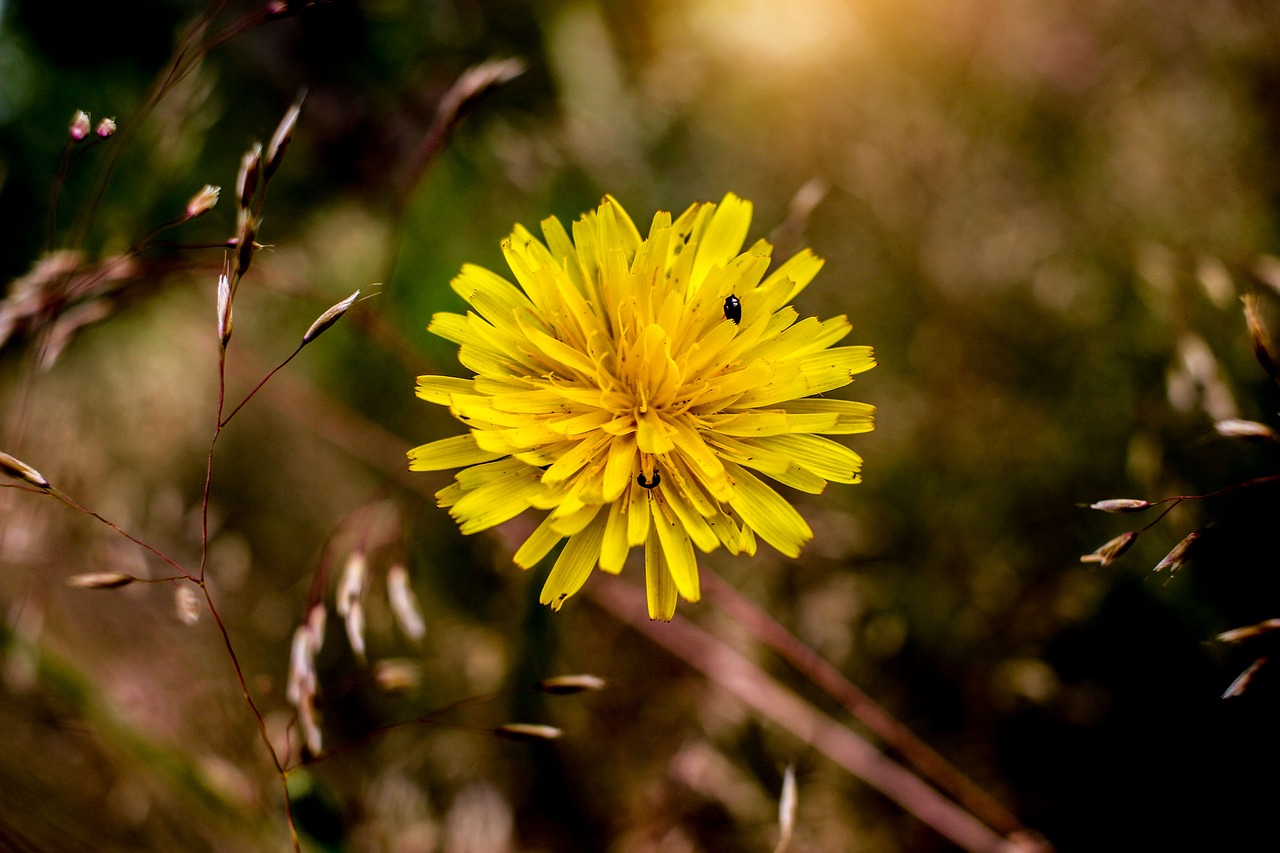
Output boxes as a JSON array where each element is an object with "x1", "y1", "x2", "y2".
[
  {"x1": 235, "y1": 216, "x2": 257, "y2": 277},
  {"x1": 1089, "y1": 498, "x2": 1151, "y2": 513},
  {"x1": 1080, "y1": 531, "x2": 1137, "y2": 566},
  {"x1": 1216, "y1": 618, "x2": 1280, "y2": 644},
  {"x1": 1243, "y1": 293, "x2": 1280, "y2": 383},
  {"x1": 237, "y1": 143, "x2": 263, "y2": 210},
  {"x1": 266, "y1": 94, "x2": 304, "y2": 179},
  {"x1": 175, "y1": 584, "x2": 200, "y2": 625},
  {"x1": 0, "y1": 450, "x2": 50, "y2": 489},
  {"x1": 373, "y1": 658, "x2": 423, "y2": 693},
  {"x1": 302, "y1": 290, "x2": 361, "y2": 345},
  {"x1": 1222, "y1": 658, "x2": 1267, "y2": 698},
  {"x1": 336, "y1": 551, "x2": 368, "y2": 663},
  {"x1": 493, "y1": 723, "x2": 562, "y2": 742},
  {"x1": 186, "y1": 184, "x2": 221, "y2": 220},
  {"x1": 216, "y1": 273, "x2": 233, "y2": 346},
  {"x1": 1214, "y1": 418, "x2": 1276, "y2": 441},
  {"x1": 69, "y1": 110, "x2": 91, "y2": 141},
  {"x1": 537, "y1": 674, "x2": 606, "y2": 695},
  {"x1": 66, "y1": 571, "x2": 135, "y2": 589},
  {"x1": 776, "y1": 763, "x2": 798, "y2": 853},
  {"x1": 1153, "y1": 530, "x2": 1198, "y2": 572},
  {"x1": 386, "y1": 563, "x2": 426, "y2": 641}
]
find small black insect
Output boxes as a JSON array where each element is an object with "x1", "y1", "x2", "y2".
[
  {"x1": 636, "y1": 471, "x2": 661, "y2": 489},
  {"x1": 723, "y1": 294, "x2": 742, "y2": 325}
]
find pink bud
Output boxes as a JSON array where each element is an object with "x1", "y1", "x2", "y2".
[{"x1": 69, "y1": 110, "x2": 91, "y2": 141}]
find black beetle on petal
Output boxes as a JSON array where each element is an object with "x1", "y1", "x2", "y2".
[{"x1": 723, "y1": 294, "x2": 742, "y2": 325}]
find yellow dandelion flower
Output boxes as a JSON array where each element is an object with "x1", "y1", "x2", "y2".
[{"x1": 409, "y1": 194, "x2": 875, "y2": 620}]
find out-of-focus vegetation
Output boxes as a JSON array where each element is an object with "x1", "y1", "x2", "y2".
[{"x1": 3, "y1": 0, "x2": 1280, "y2": 850}]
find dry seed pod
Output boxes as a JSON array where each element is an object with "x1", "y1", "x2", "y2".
[
  {"x1": 175, "y1": 584, "x2": 200, "y2": 625},
  {"x1": 235, "y1": 217, "x2": 257, "y2": 277},
  {"x1": 493, "y1": 723, "x2": 562, "y2": 742},
  {"x1": 1089, "y1": 499, "x2": 1151, "y2": 513},
  {"x1": 1153, "y1": 531, "x2": 1198, "y2": 572},
  {"x1": 537, "y1": 674, "x2": 606, "y2": 695},
  {"x1": 0, "y1": 451, "x2": 49, "y2": 489},
  {"x1": 336, "y1": 551, "x2": 368, "y2": 662},
  {"x1": 302, "y1": 290, "x2": 360, "y2": 344},
  {"x1": 69, "y1": 110, "x2": 91, "y2": 141},
  {"x1": 305, "y1": 602, "x2": 327, "y2": 650},
  {"x1": 185, "y1": 184, "x2": 221, "y2": 219},
  {"x1": 386, "y1": 564, "x2": 426, "y2": 641},
  {"x1": 286, "y1": 626, "x2": 315, "y2": 706},
  {"x1": 265, "y1": 94, "x2": 304, "y2": 180},
  {"x1": 237, "y1": 143, "x2": 263, "y2": 210},
  {"x1": 776, "y1": 763, "x2": 797, "y2": 853},
  {"x1": 216, "y1": 273, "x2": 232, "y2": 346},
  {"x1": 1080, "y1": 531, "x2": 1137, "y2": 566},
  {"x1": 1222, "y1": 657, "x2": 1267, "y2": 699},
  {"x1": 373, "y1": 658, "x2": 422, "y2": 693},
  {"x1": 1243, "y1": 294, "x2": 1280, "y2": 383},
  {"x1": 1217, "y1": 618, "x2": 1280, "y2": 644},
  {"x1": 66, "y1": 572, "x2": 135, "y2": 589},
  {"x1": 298, "y1": 691, "x2": 323, "y2": 756},
  {"x1": 1214, "y1": 418, "x2": 1276, "y2": 441}
]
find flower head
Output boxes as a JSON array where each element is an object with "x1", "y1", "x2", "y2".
[{"x1": 410, "y1": 194, "x2": 875, "y2": 619}]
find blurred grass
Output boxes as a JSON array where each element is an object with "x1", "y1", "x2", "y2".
[{"x1": 3, "y1": 0, "x2": 1280, "y2": 850}]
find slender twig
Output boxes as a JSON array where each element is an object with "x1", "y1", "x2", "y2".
[
  {"x1": 587, "y1": 575, "x2": 1035, "y2": 853},
  {"x1": 200, "y1": 583, "x2": 300, "y2": 852},
  {"x1": 1136, "y1": 473, "x2": 1280, "y2": 532},
  {"x1": 701, "y1": 569, "x2": 1027, "y2": 838},
  {"x1": 46, "y1": 489, "x2": 196, "y2": 582},
  {"x1": 220, "y1": 345, "x2": 304, "y2": 428}
]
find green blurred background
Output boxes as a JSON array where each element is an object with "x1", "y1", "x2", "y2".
[{"x1": 3, "y1": 0, "x2": 1280, "y2": 850}]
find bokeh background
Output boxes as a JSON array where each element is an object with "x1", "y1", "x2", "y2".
[{"x1": 3, "y1": 0, "x2": 1280, "y2": 850}]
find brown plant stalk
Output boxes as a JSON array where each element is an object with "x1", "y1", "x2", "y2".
[{"x1": 587, "y1": 574, "x2": 1042, "y2": 853}]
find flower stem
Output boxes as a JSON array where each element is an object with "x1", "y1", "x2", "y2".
[
  {"x1": 588, "y1": 574, "x2": 1040, "y2": 853},
  {"x1": 700, "y1": 568, "x2": 1027, "y2": 839}
]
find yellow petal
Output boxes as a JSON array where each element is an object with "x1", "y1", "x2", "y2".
[
  {"x1": 540, "y1": 511, "x2": 606, "y2": 609},
  {"x1": 725, "y1": 463, "x2": 813, "y2": 557},
  {"x1": 782, "y1": 398, "x2": 876, "y2": 434},
  {"x1": 408, "y1": 435, "x2": 505, "y2": 471},
  {"x1": 626, "y1": 481, "x2": 651, "y2": 546},
  {"x1": 756, "y1": 434, "x2": 863, "y2": 483},
  {"x1": 514, "y1": 514, "x2": 565, "y2": 568},
  {"x1": 653, "y1": 497, "x2": 700, "y2": 602},
  {"x1": 541, "y1": 214, "x2": 589, "y2": 295},
  {"x1": 691, "y1": 193, "x2": 752, "y2": 290},
  {"x1": 602, "y1": 435, "x2": 637, "y2": 501},
  {"x1": 635, "y1": 408, "x2": 676, "y2": 454},
  {"x1": 450, "y1": 263, "x2": 536, "y2": 315},
  {"x1": 599, "y1": 498, "x2": 630, "y2": 574},
  {"x1": 655, "y1": 476, "x2": 719, "y2": 553},
  {"x1": 450, "y1": 471, "x2": 542, "y2": 534},
  {"x1": 735, "y1": 346, "x2": 875, "y2": 408},
  {"x1": 644, "y1": 528, "x2": 678, "y2": 621},
  {"x1": 542, "y1": 433, "x2": 611, "y2": 485},
  {"x1": 761, "y1": 248, "x2": 824, "y2": 301},
  {"x1": 415, "y1": 375, "x2": 482, "y2": 408}
]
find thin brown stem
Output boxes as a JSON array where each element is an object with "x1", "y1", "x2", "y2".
[
  {"x1": 588, "y1": 575, "x2": 1036, "y2": 853},
  {"x1": 47, "y1": 488, "x2": 196, "y2": 582},
  {"x1": 200, "y1": 583, "x2": 301, "y2": 851},
  {"x1": 220, "y1": 345, "x2": 303, "y2": 428},
  {"x1": 701, "y1": 568, "x2": 1027, "y2": 839}
]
